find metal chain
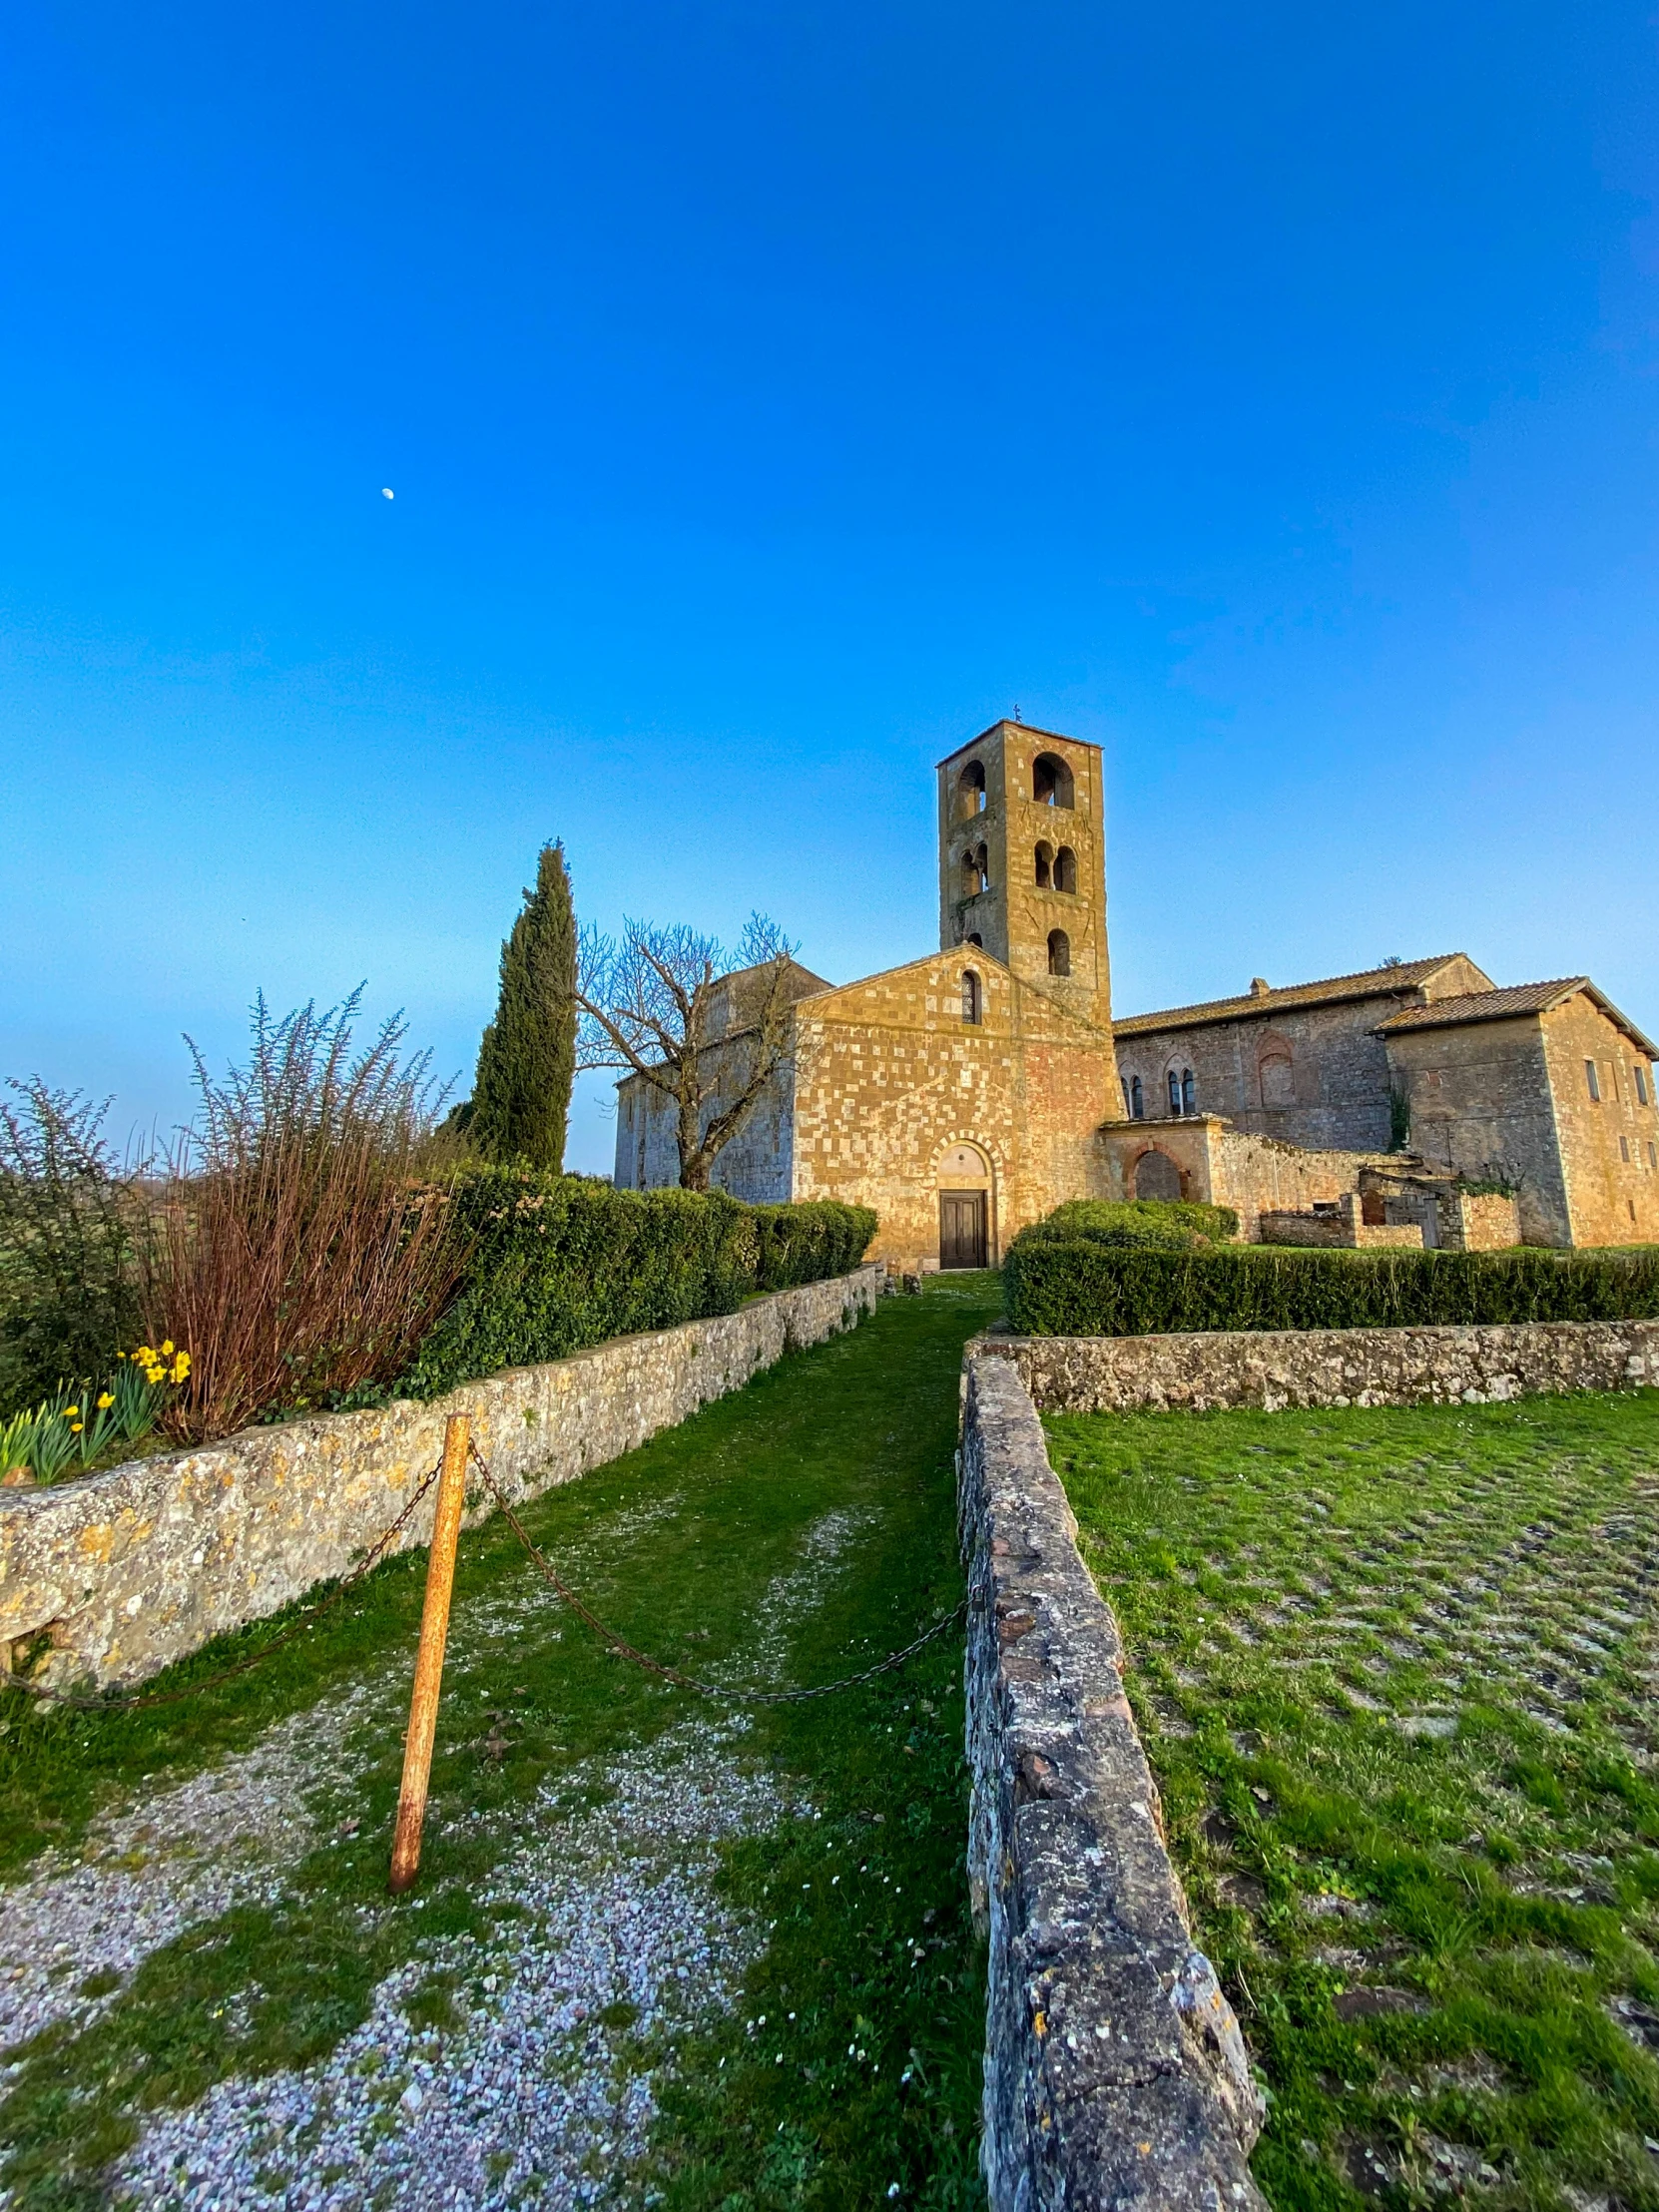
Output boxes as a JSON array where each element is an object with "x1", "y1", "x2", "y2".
[
  {"x1": 0, "y1": 1464, "x2": 442, "y2": 1711},
  {"x1": 468, "y1": 1439, "x2": 964, "y2": 1704}
]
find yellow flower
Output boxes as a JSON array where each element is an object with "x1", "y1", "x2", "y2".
[
  {"x1": 70, "y1": 1421, "x2": 83, "y2": 1433},
  {"x1": 171, "y1": 1356, "x2": 191, "y2": 1382},
  {"x1": 97, "y1": 1393, "x2": 114, "y2": 1410},
  {"x1": 161, "y1": 1341, "x2": 175, "y2": 1358},
  {"x1": 65, "y1": 1405, "x2": 79, "y2": 1418}
]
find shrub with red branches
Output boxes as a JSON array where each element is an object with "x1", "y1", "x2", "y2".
[{"x1": 142, "y1": 990, "x2": 468, "y2": 1443}]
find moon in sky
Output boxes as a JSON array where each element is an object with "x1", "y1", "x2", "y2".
[{"x1": 381, "y1": 487, "x2": 394, "y2": 499}]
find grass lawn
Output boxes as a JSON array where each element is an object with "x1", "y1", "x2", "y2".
[
  {"x1": 0, "y1": 1275, "x2": 1002, "y2": 2212},
  {"x1": 1047, "y1": 1389, "x2": 1659, "y2": 2212}
]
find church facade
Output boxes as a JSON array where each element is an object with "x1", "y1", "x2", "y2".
[{"x1": 615, "y1": 720, "x2": 1659, "y2": 1264}]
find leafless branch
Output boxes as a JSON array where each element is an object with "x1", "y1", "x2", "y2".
[{"x1": 572, "y1": 913, "x2": 800, "y2": 1189}]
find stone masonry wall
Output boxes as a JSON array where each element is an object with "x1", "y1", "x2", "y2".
[
  {"x1": 790, "y1": 953, "x2": 1116, "y2": 1274},
  {"x1": 973, "y1": 1316, "x2": 1659, "y2": 1416},
  {"x1": 1113, "y1": 961, "x2": 1489, "y2": 1155},
  {"x1": 1540, "y1": 996, "x2": 1659, "y2": 1248},
  {"x1": 0, "y1": 1267, "x2": 884, "y2": 1690},
  {"x1": 958, "y1": 1353, "x2": 1266, "y2": 2210},
  {"x1": 1209, "y1": 1126, "x2": 1399, "y2": 1242},
  {"x1": 614, "y1": 1034, "x2": 797, "y2": 1203},
  {"x1": 1382, "y1": 1015, "x2": 1571, "y2": 1245},
  {"x1": 1258, "y1": 1208, "x2": 1422, "y2": 1250},
  {"x1": 937, "y1": 722, "x2": 1113, "y2": 1033},
  {"x1": 1097, "y1": 1120, "x2": 1399, "y2": 1242},
  {"x1": 1438, "y1": 1189, "x2": 1522, "y2": 1251}
]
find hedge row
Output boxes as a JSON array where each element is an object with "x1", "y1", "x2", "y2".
[
  {"x1": 1019, "y1": 1197, "x2": 1240, "y2": 1251},
  {"x1": 402, "y1": 1171, "x2": 876, "y2": 1395},
  {"x1": 1002, "y1": 1237, "x2": 1659, "y2": 1339}
]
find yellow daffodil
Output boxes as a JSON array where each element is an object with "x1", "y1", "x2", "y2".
[
  {"x1": 97, "y1": 1393, "x2": 114, "y2": 1410},
  {"x1": 70, "y1": 1421, "x2": 83, "y2": 1433},
  {"x1": 65, "y1": 1405, "x2": 79, "y2": 1418},
  {"x1": 162, "y1": 1342, "x2": 174, "y2": 1358}
]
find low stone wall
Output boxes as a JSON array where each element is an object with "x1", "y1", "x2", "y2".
[
  {"x1": 1258, "y1": 1207, "x2": 1422, "y2": 1250},
  {"x1": 975, "y1": 1315, "x2": 1659, "y2": 1415},
  {"x1": 1440, "y1": 1189, "x2": 1521, "y2": 1251},
  {"x1": 0, "y1": 1267, "x2": 884, "y2": 1689},
  {"x1": 958, "y1": 1353, "x2": 1266, "y2": 2209}
]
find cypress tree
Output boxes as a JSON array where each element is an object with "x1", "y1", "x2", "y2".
[{"x1": 469, "y1": 841, "x2": 577, "y2": 1170}]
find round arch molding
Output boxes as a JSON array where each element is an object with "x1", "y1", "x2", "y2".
[
  {"x1": 935, "y1": 1137, "x2": 999, "y2": 1270},
  {"x1": 1131, "y1": 1147, "x2": 1184, "y2": 1202}
]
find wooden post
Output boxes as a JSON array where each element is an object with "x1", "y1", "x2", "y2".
[{"x1": 388, "y1": 1412, "x2": 470, "y2": 1894}]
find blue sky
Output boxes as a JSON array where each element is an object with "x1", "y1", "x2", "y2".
[{"x1": 4, "y1": 0, "x2": 1657, "y2": 1172}]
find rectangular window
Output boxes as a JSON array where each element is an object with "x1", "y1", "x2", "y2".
[
  {"x1": 1620, "y1": 1136, "x2": 1631, "y2": 1163},
  {"x1": 1650, "y1": 1141, "x2": 1658, "y2": 1171},
  {"x1": 1585, "y1": 1059, "x2": 1601, "y2": 1101},
  {"x1": 1638, "y1": 1064, "x2": 1652, "y2": 1107}
]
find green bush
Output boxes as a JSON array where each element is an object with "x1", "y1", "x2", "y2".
[
  {"x1": 750, "y1": 1199, "x2": 878, "y2": 1290},
  {"x1": 1002, "y1": 1238, "x2": 1659, "y2": 1338},
  {"x1": 402, "y1": 1171, "x2": 875, "y2": 1395},
  {"x1": 1018, "y1": 1198, "x2": 1240, "y2": 1252},
  {"x1": 0, "y1": 1081, "x2": 144, "y2": 1419}
]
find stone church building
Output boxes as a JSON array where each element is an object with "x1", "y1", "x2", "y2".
[{"x1": 615, "y1": 721, "x2": 1659, "y2": 1266}]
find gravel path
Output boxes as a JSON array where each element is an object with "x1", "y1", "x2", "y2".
[
  {"x1": 0, "y1": 1680, "x2": 379, "y2": 2051},
  {"x1": 0, "y1": 1509, "x2": 866, "y2": 2207},
  {"x1": 111, "y1": 1716, "x2": 796, "y2": 2211}
]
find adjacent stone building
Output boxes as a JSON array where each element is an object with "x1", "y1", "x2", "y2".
[
  {"x1": 1378, "y1": 979, "x2": 1659, "y2": 1247},
  {"x1": 616, "y1": 720, "x2": 1659, "y2": 1263},
  {"x1": 1112, "y1": 955, "x2": 1494, "y2": 1154}
]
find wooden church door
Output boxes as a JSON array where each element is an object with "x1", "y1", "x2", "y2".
[{"x1": 938, "y1": 1190, "x2": 987, "y2": 1270}]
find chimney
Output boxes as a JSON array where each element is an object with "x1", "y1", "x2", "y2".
[{"x1": 1250, "y1": 976, "x2": 1270, "y2": 999}]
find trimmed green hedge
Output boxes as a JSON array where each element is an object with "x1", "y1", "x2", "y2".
[
  {"x1": 750, "y1": 1200, "x2": 880, "y2": 1291},
  {"x1": 403, "y1": 1171, "x2": 876, "y2": 1394},
  {"x1": 1020, "y1": 1198, "x2": 1240, "y2": 1251},
  {"x1": 1002, "y1": 1238, "x2": 1659, "y2": 1338}
]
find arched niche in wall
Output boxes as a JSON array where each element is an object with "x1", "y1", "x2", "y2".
[{"x1": 1132, "y1": 1148, "x2": 1183, "y2": 1201}]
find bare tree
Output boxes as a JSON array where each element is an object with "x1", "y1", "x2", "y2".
[{"x1": 575, "y1": 913, "x2": 801, "y2": 1190}]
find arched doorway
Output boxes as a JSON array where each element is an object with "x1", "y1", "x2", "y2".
[
  {"x1": 1133, "y1": 1148, "x2": 1183, "y2": 1201},
  {"x1": 937, "y1": 1141, "x2": 992, "y2": 1269}
]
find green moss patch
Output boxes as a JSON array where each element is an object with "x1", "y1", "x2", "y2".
[{"x1": 1050, "y1": 1388, "x2": 1659, "y2": 2211}]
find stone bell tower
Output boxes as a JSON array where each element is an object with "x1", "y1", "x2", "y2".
[{"x1": 936, "y1": 720, "x2": 1114, "y2": 1033}]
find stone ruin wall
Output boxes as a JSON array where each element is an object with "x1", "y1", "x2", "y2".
[
  {"x1": 0, "y1": 1267, "x2": 884, "y2": 1691},
  {"x1": 958, "y1": 1353, "x2": 1266, "y2": 2211},
  {"x1": 974, "y1": 1315, "x2": 1659, "y2": 1416}
]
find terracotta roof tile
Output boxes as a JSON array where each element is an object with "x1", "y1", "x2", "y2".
[
  {"x1": 1375, "y1": 979, "x2": 1587, "y2": 1031},
  {"x1": 1112, "y1": 955, "x2": 1472, "y2": 1036},
  {"x1": 1377, "y1": 979, "x2": 1657, "y2": 1058}
]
